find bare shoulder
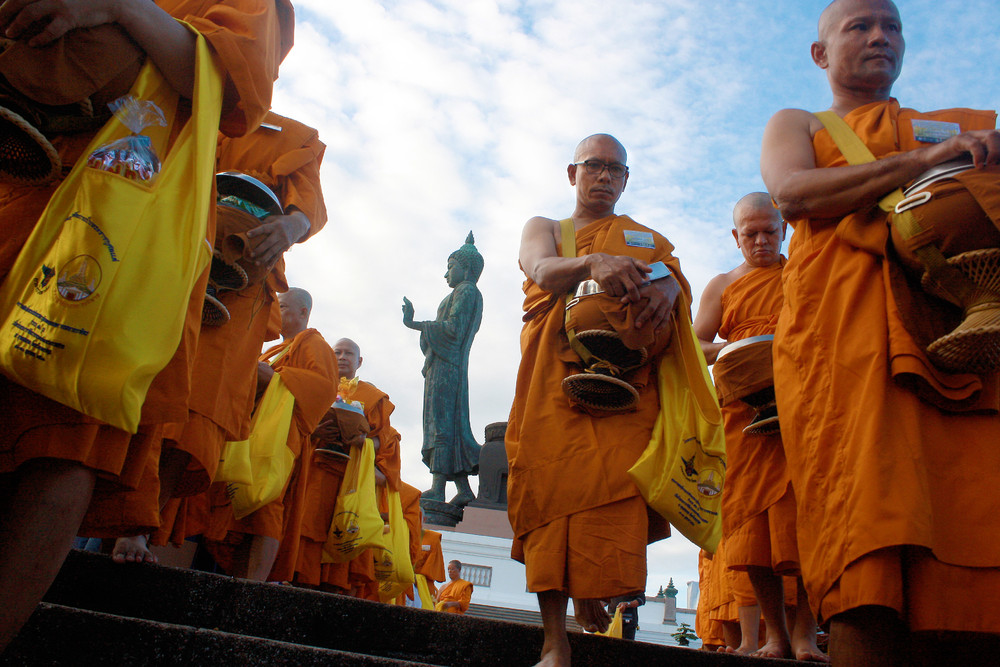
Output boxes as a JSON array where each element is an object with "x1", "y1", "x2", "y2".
[
  {"x1": 704, "y1": 270, "x2": 738, "y2": 299},
  {"x1": 765, "y1": 108, "x2": 825, "y2": 140},
  {"x1": 522, "y1": 215, "x2": 559, "y2": 235}
]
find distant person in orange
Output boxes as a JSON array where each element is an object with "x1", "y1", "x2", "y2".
[
  {"x1": 0, "y1": 0, "x2": 291, "y2": 650},
  {"x1": 435, "y1": 560, "x2": 473, "y2": 614},
  {"x1": 760, "y1": 0, "x2": 1000, "y2": 664},
  {"x1": 292, "y1": 337, "x2": 401, "y2": 594},
  {"x1": 414, "y1": 528, "x2": 446, "y2": 604},
  {"x1": 694, "y1": 193, "x2": 826, "y2": 662},
  {"x1": 507, "y1": 134, "x2": 687, "y2": 667},
  {"x1": 115, "y1": 110, "x2": 327, "y2": 564},
  {"x1": 205, "y1": 287, "x2": 338, "y2": 581}
]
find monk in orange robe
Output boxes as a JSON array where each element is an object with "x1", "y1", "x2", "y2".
[
  {"x1": 291, "y1": 337, "x2": 402, "y2": 593},
  {"x1": 0, "y1": 0, "x2": 291, "y2": 650},
  {"x1": 696, "y1": 550, "x2": 726, "y2": 652},
  {"x1": 508, "y1": 134, "x2": 687, "y2": 667},
  {"x1": 414, "y1": 528, "x2": 446, "y2": 601},
  {"x1": 434, "y1": 560, "x2": 474, "y2": 614},
  {"x1": 694, "y1": 193, "x2": 826, "y2": 662},
  {"x1": 114, "y1": 110, "x2": 327, "y2": 563},
  {"x1": 761, "y1": 1, "x2": 1000, "y2": 664},
  {"x1": 204, "y1": 287, "x2": 338, "y2": 581}
]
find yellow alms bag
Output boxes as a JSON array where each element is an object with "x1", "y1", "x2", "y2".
[
  {"x1": 224, "y1": 372, "x2": 296, "y2": 520},
  {"x1": 323, "y1": 438, "x2": 385, "y2": 563},
  {"x1": 0, "y1": 25, "x2": 223, "y2": 433},
  {"x1": 375, "y1": 488, "x2": 416, "y2": 602},
  {"x1": 628, "y1": 296, "x2": 727, "y2": 553}
]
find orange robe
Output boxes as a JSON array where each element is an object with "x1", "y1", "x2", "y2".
[
  {"x1": 506, "y1": 215, "x2": 690, "y2": 599},
  {"x1": 716, "y1": 261, "x2": 799, "y2": 576},
  {"x1": 150, "y1": 111, "x2": 327, "y2": 546},
  {"x1": 436, "y1": 578, "x2": 473, "y2": 614},
  {"x1": 775, "y1": 98, "x2": 1000, "y2": 631},
  {"x1": 205, "y1": 328, "x2": 338, "y2": 579},
  {"x1": 0, "y1": 0, "x2": 292, "y2": 536},
  {"x1": 291, "y1": 379, "x2": 400, "y2": 588},
  {"x1": 696, "y1": 549, "x2": 727, "y2": 649},
  {"x1": 414, "y1": 529, "x2": 446, "y2": 599}
]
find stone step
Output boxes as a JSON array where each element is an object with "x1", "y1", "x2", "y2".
[
  {"x1": 3, "y1": 602, "x2": 435, "y2": 666},
  {"x1": 31, "y1": 550, "x2": 779, "y2": 666},
  {"x1": 466, "y1": 603, "x2": 585, "y2": 632}
]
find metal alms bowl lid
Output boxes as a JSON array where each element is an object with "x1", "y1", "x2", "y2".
[
  {"x1": 216, "y1": 171, "x2": 283, "y2": 216},
  {"x1": 903, "y1": 156, "x2": 976, "y2": 197},
  {"x1": 715, "y1": 334, "x2": 775, "y2": 362}
]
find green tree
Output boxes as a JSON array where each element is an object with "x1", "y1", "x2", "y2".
[{"x1": 671, "y1": 622, "x2": 698, "y2": 647}]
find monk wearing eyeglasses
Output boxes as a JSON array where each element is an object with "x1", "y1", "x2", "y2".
[{"x1": 507, "y1": 134, "x2": 689, "y2": 667}]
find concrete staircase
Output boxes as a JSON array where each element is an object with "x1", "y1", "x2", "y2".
[
  {"x1": 2, "y1": 550, "x2": 786, "y2": 665},
  {"x1": 466, "y1": 603, "x2": 585, "y2": 633}
]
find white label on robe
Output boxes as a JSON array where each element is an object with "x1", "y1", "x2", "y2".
[
  {"x1": 911, "y1": 119, "x2": 961, "y2": 144},
  {"x1": 624, "y1": 230, "x2": 655, "y2": 248}
]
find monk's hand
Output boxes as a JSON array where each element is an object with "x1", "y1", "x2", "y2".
[
  {"x1": 933, "y1": 129, "x2": 1000, "y2": 170},
  {"x1": 588, "y1": 253, "x2": 651, "y2": 302},
  {"x1": 246, "y1": 211, "x2": 311, "y2": 268},
  {"x1": 630, "y1": 273, "x2": 681, "y2": 332},
  {"x1": 312, "y1": 418, "x2": 341, "y2": 444},
  {"x1": 256, "y1": 361, "x2": 274, "y2": 390},
  {"x1": 0, "y1": 0, "x2": 119, "y2": 45}
]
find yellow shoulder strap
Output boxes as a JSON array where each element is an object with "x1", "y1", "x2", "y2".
[
  {"x1": 813, "y1": 111, "x2": 971, "y2": 304},
  {"x1": 559, "y1": 218, "x2": 576, "y2": 259}
]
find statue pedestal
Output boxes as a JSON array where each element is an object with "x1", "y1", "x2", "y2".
[{"x1": 420, "y1": 498, "x2": 465, "y2": 527}]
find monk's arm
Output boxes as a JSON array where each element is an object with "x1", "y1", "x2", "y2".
[
  {"x1": 761, "y1": 109, "x2": 1000, "y2": 222},
  {"x1": 519, "y1": 216, "x2": 651, "y2": 300},
  {"x1": 0, "y1": 0, "x2": 197, "y2": 98},
  {"x1": 693, "y1": 275, "x2": 728, "y2": 365}
]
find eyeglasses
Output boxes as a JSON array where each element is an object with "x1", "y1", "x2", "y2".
[{"x1": 574, "y1": 160, "x2": 628, "y2": 179}]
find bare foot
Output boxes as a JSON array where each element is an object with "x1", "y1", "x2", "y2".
[
  {"x1": 572, "y1": 598, "x2": 610, "y2": 633},
  {"x1": 535, "y1": 634, "x2": 571, "y2": 667},
  {"x1": 723, "y1": 640, "x2": 758, "y2": 655},
  {"x1": 792, "y1": 637, "x2": 830, "y2": 662},
  {"x1": 112, "y1": 535, "x2": 157, "y2": 564},
  {"x1": 751, "y1": 637, "x2": 792, "y2": 659}
]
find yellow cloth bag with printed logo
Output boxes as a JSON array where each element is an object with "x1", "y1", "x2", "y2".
[
  {"x1": 0, "y1": 25, "x2": 222, "y2": 433},
  {"x1": 221, "y1": 372, "x2": 296, "y2": 520},
  {"x1": 628, "y1": 295, "x2": 727, "y2": 553},
  {"x1": 323, "y1": 438, "x2": 385, "y2": 563},
  {"x1": 375, "y1": 488, "x2": 416, "y2": 602}
]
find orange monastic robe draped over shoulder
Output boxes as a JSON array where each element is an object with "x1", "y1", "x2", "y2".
[
  {"x1": 717, "y1": 260, "x2": 799, "y2": 576},
  {"x1": 775, "y1": 98, "x2": 1000, "y2": 631},
  {"x1": 291, "y1": 379, "x2": 400, "y2": 588},
  {"x1": 206, "y1": 328, "x2": 338, "y2": 578},
  {"x1": 0, "y1": 1, "x2": 293, "y2": 537},
  {"x1": 506, "y1": 215, "x2": 691, "y2": 599},
  {"x1": 436, "y1": 578, "x2": 473, "y2": 614}
]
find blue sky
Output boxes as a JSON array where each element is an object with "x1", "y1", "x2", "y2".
[{"x1": 270, "y1": 0, "x2": 1000, "y2": 596}]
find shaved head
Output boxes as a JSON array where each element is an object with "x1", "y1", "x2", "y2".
[
  {"x1": 333, "y1": 337, "x2": 362, "y2": 379},
  {"x1": 573, "y1": 134, "x2": 627, "y2": 164},
  {"x1": 733, "y1": 192, "x2": 779, "y2": 229},
  {"x1": 334, "y1": 338, "x2": 360, "y2": 356},
  {"x1": 818, "y1": 0, "x2": 900, "y2": 41},
  {"x1": 283, "y1": 287, "x2": 312, "y2": 314}
]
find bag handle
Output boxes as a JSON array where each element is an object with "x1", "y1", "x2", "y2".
[{"x1": 814, "y1": 110, "x2": 972, "y2": 305}]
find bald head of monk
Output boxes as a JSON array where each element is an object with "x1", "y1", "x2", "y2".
[
  {"x1": 333, "y1": 338, "x2": 362, "y2": 380},
  {"x1": 569, "y1": 134, "x2": 629, "y2": 218},
  {"x1": 812, "y1": 0, "x2": 903, "y2": 101},
  {"x1": 732, "y1": 192, "x2": 785, "y2": 269},
  {"x1": 278, "y1": 287, "x2": 312, "y2": 340}
]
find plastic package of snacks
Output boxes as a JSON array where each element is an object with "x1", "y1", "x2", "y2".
[{"x1": 86, "y1": 95, "x2": 166, "y2": 183}]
